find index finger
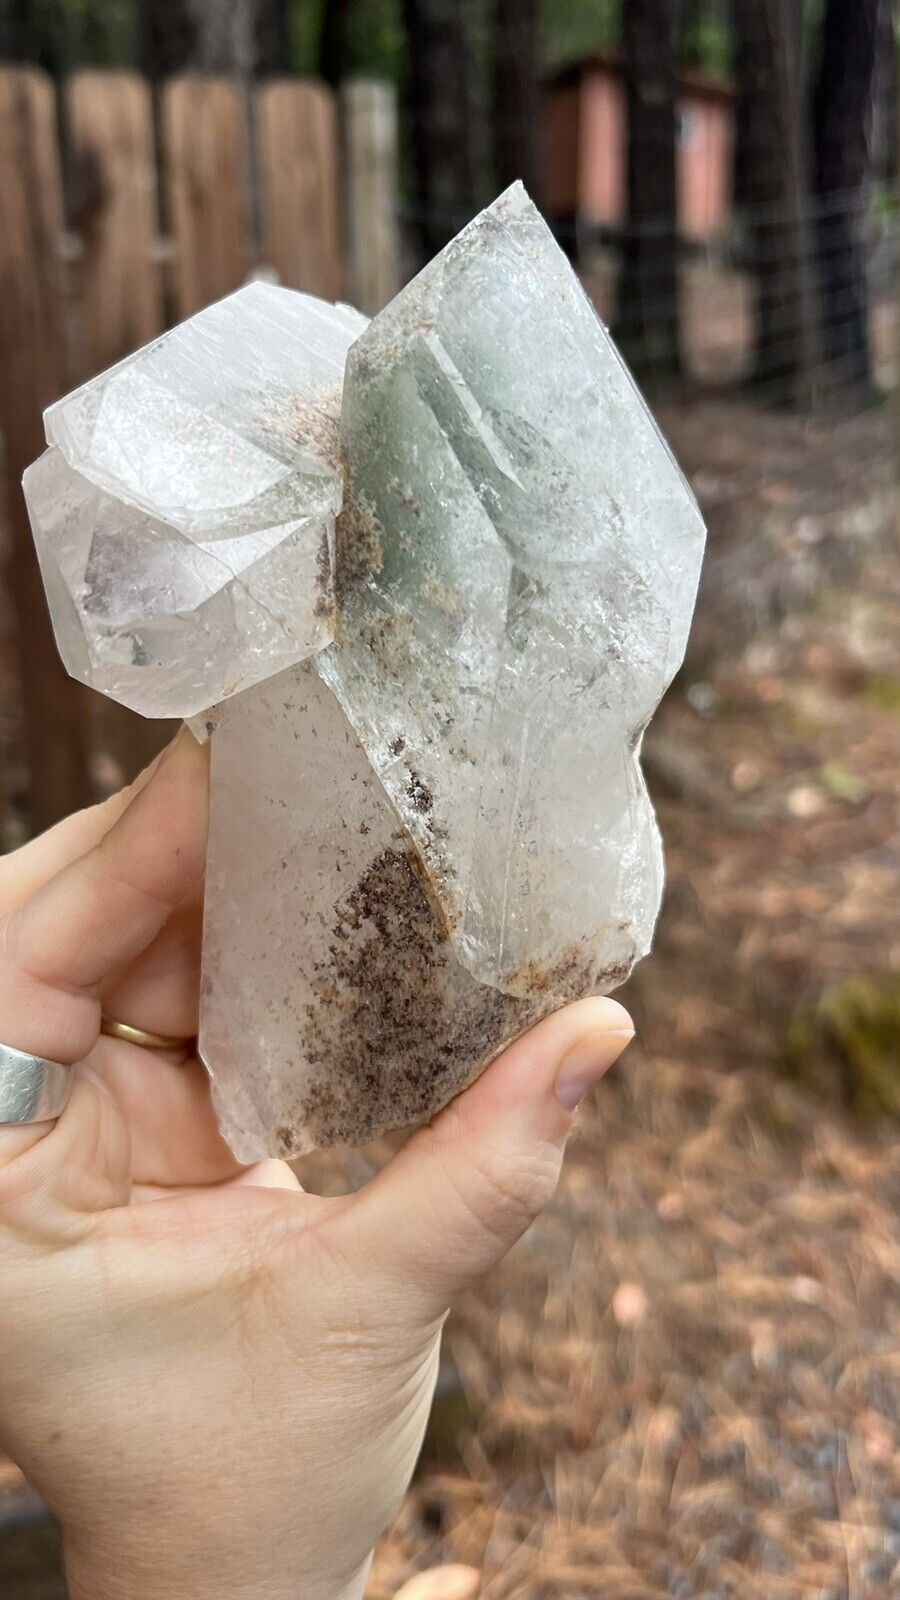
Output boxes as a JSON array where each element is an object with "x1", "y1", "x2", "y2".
[
  {"x1": 0, "y1": 743, "x2": 168, "y2": 915},
  {"x1": 0, "y1": 731, "x2": 209, "y2": 1067}
]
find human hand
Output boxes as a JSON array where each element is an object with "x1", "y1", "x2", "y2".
[{"x1": 0, "y1": 731, "x2": 633, "y2": 1600}]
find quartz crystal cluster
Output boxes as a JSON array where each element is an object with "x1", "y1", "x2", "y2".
[{"x1": 26, "y1": 184, "x2": 706, "y2": 1160}]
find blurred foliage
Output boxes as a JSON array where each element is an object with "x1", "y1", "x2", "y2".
[
  {"x1": 681, "y1": 0, "x2": 733, "y2": 76},
  {"x1": 787, "y1": 976, "x2": 900, "y2": 1119},
  {"x1": 860, "y1": 671, "x2": 900, "y2": 711},
  {"x1": 873, "y1": 182, "x2": 900, "y2": 221},
  {"x1": 6, "y1": 0, "x2": 741, "y2": 80},
  {"x1": 818, "y1": 760, "x2": 871, "y2": 804},
  {"x1": 289, "y1": 0, "x2": 404, "y2": 81},
  {"x1": 7, "y1": 0, "x2": 138, "y2": 68},
  {"x1": 287, "y1": 0, "x2": 322, "y2": 72},
  {"x1": 11, "y1": 0, "x2": 892, "y2": 88},
  {"x1": 542, "y1": 0, "x2": 619, "y2": 69},
  {"x1": 65, "y1": 0, "x2": 137, "y2": 64}
]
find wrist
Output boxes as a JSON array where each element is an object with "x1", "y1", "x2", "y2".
[{"x1": 64, "y1": 1527, "x2": 371, "y2": 1600}]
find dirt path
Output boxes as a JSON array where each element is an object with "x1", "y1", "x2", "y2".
[{"x1": 375, "y1": 1056, "x2": 898, "y2": 1599}]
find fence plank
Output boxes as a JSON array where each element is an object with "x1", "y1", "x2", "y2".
[
  {"x1": 257, "y1": 78, "x2": 343, "y2": 299},
  {"x1": 341, "y1": 79, "x2": 401, "y2": 315},
  {"x1": 66, "y1": 70, "x2": 174, "y2": 779},
  {"x1": 67, "y1": 70, "x2": 163, "y2": 376},
  {"x1": 0, "y1": 68, "x2": 93, "y2": 830},
  {"x1": 163, "y1": 75, "x2": 251, "y2": 319}
]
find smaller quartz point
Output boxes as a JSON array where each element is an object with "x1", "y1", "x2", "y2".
[{"x1": 23, "y1": 283, "x2": 367, "y2": 718}]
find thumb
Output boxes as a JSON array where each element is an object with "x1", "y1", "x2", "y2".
[{"x1": 348, "y1": 996, "x2": 634, "y2": 1320}]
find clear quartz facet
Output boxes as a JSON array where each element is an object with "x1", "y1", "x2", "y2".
[{"x1": 23, "y1": 283, "x2": 367, "y2": 718}]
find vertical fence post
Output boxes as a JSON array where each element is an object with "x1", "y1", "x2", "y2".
[
  {"x1": 257, "y1": 78, "x2": 343, "y2": 300},
  {"x1": 67, "y1": 71, "x2": 164, "y2": 377},
  {"x1": 162, "y1": 75, "x2": 252, "y2": 320},
  {"x1": 341, "y1": 78, "x2": 401, "y2": 314},
  {"x1": 66, "y1": 68, "x2": 176, "y2": 779},
  {"x1": 0, "y1": 68, "x2": 93, "y2": 831}
]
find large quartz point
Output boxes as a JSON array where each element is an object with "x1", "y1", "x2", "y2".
[
  {"x1": 23, "y1": 284, "x2": 366, "y2": 718},
  {"x1": 324, "y1": 182, "x2": 704, "y2": 994},
  {"x1": 199, "y1": 185, "x2": 706, "y2": 1159}
]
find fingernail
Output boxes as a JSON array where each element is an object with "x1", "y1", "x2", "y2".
[
  {"x1": 162, "y1": 725, "x2": 193, "y2": 761},
  {"x1": 555, "y1": 1025, "x2": 634, "y2": 1112},
  {"x1": 158, "y1": 724, "x2": 208, "y2": 772}
]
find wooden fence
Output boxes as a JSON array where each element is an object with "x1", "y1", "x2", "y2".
[{"x1": 0, "y1": 66, "x2": 401, "y2": 832}]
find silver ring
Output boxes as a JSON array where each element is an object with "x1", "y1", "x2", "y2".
[{"x1": 0, "y1": 1044, "x2": 72, "y2": 1125}]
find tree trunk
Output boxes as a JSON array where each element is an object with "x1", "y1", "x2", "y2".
[
  {"x1": 617, "y1": 0, "x2": 681, "y2": 386},
  {"x1": 0, "y1": 2, "x2": 31, "y2": 59},
  {"x1": 142, "y1": 0, "x2": 287, "y2": 79},
  {"x1": 254, "y1": 0, "x2": 288, "y2": 73},
  {"x1": 141, "y1": 0, "x2": 196, "y2": 78},
  {"x1": 319, "y1": 0, "x2": 352, "y2": 86},
  {"x1": 493, "y1": 0, "x2": 541, "y2": 201},
  {"x1": 401, "y1": 0, "x2": 479, "y2": 261},
  {"x1": 870, "y1": 0, "x2": 897, "y2": 186},
  {"x1": 811, "y1": 0, "x2": 882, "y2": 395},
  {"x1": 734, "y1": 0, "x2": 817, "y2": 404}
]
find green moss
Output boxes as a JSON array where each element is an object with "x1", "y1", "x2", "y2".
[
  {"x1": 418, "y1": 1383, "x2": 476, "y2": 1471},
  {"x1": 786, "y1": 975, "x2": 900, "y2": 1119},
  {"x1": 860, "y1": 673, "x2": 900, "y2": 714},
  {"x1": 819, "y1": 761, "x2": 870, "y2": 804}
]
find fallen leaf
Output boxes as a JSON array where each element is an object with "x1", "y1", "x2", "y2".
[
  {"x1": 612, "y1": 1282, "x2": 649, "y2": 1327},
  {"x1": 394, "y1": 1565, "x2": 480, "y2": 1600}
]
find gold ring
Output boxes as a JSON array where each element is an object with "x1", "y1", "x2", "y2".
[{"x1": 100, "y1": 1016, "x2": 196, "y2": 1052}]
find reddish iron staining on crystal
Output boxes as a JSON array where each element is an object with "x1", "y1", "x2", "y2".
[{"x1": 269, "y1": 845, "x2": 622, "y2": 1150}]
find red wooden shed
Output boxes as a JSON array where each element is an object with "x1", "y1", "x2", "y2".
[{"x1": 544, "y1": 51, "x2": 736, "y2": 243}]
